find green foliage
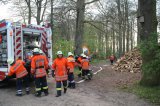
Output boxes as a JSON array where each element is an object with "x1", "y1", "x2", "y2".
[
  {"x1": 52, "y1": 22, "x2": 113, "y2": 60},
  {"x1": 84, "y1": 23, "x2": 98, "y2": 53},
  {"x1": 129, "y1": 84, "x2": 160, "y2": 105},
  {"x1": 140, "y1": 34, "x2": 160, "y2": 86},
  {"x1": 53, "y1": 39, "x2": 74, "y2": 59}
]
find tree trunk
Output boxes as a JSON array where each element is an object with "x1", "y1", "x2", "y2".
[
  {"x1": 112, "y1": 23, "x2": 115, "y2": 54},
  {"x1": 122, "y1": 1, "x2": 126, "y2": 54},
  {"x1": 138, "y1": 0, "x2": 158, "y2": 41},
  {"x1": 50, "y1": 0, "x2": 54, "y2": 31},
  {"x1": 116, "y1": 0, "x2": 123, "y2": 57},
  {"x1": 130, "y1": 20, "x2": 133, "y2": 50},
  {"x1": 74, "y1": 0, "x2": 85, "y2": 55},
  {"x1": 125, "y1": 0, "x2": 130, "y2": 52},
  {"x1": 138, "y1": 0, "x2": 158, "y2": 86},
  {"x1": 28, "y1": 5, "x2": 31, "y2": 24},
  {"x1": 36, "y1": 0, "x2": 42, "y2": 25},
  {"x1": 24, "y1": 0, "x2": 31, "y2": 24}
]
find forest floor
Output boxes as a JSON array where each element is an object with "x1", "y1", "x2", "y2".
[{"x1": 0, "y1": 61, "x2": 152, "y2": 106}]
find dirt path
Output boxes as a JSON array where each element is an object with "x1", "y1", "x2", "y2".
[{"x1": 0, "y1": 63, "x2": 152, "y2": 106}]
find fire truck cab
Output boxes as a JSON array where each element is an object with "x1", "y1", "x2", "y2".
[{"x1": 0, "y1": 19, "x2": 52, "y2": 82}]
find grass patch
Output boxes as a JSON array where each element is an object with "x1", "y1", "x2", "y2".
[{"x1": 123, "y1": 84, "x2": 160, "y2": 105}]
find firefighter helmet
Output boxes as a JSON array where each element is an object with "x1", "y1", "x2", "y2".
[
  {"x1": 57, "y1": 51, "x2": 63, "y2": 55},
  {"x1": 81, "y1": 53, "x2": 84, "y2": 56},
  {"x1": 33, "y1": 48, "x2": 39, "y2": 53},
  {"x1": 68, "y1": 52, "x2": 73, "y2": 56},
  {"x1": 7, "y1": 58, "x2": 14, "y2": 65},
  {"x1": 82, "y1": 54, "x2": 87, "y2": 58},
  {"x1": 39, "y1": 49, "x2": 43, "y2": 54}
]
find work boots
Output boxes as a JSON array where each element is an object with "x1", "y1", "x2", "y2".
[
  {"x1": 64, "y1": 88, "x2": 67, "y2": 94},
  {"x1": 71, "y1": 83, "x2": 76, "y2": 89},
  {"x1": 35, "y1": 91, "x2": 41, "y2": 97},
  {"x1": 68, "y1": 82, "x2": 71, "y2": 88},
  {"x1": 44, "y1": 89, "x2": 49, "y2": 96},
  {"x1": 16, "y1": 90, "x2": 23, "y2": 96},
  {"x1": 56, "y1": 90, "x2": 61, "y2": 97},
  {"x1": 26, "y1": 87, "x2": 30, "y2": 95}
]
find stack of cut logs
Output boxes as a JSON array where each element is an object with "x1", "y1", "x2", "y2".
[{"x1": 113, "y1": 48, "x2": 142, "y2": 73}]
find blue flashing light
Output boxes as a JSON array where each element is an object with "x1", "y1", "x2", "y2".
[{"x1": 6, "y1": 22, "x2": 11, "y2": 27}]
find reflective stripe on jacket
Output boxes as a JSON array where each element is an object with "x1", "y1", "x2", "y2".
[
  {"x1": 67, "y1": 56, "x2": 75, "y2": 73},
  {"x1": 52, "y1": 58, "x2": 68, "y2": 81},
  {"x1": 8, "y1": 60, "x2": 28, "y2": 78},
  {"x1": 31, "y1": 54, "x2": 48, "y2": 78},
  {"x1": 81, "y1": 59, "x2": 89, "y2": 70}
]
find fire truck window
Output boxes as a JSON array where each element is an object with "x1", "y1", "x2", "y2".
[{"x1": 0, "y1": 31, "x2": 8, "y2": 68}]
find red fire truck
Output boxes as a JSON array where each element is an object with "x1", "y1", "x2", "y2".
[{"x1": 0, "y1": 19, "x2": 52, "y2": 83}]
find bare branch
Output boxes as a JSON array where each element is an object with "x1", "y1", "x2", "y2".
[{"x1": 85, "y1": 0, "x2": 99, "y2": 5}]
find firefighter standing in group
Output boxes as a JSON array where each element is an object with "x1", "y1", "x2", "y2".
[
  {"x1": 7, "y1": 58, "x2": 30, "y2": 96},
  {"x1": 76, "y1": 54, "x2": 83, "y2": 78},
  {"x1": 39, "y1": 49, "x2": 50, "y2": 76},
  {"x1": 81, "y1": 54, "x2": 90, "y2": 79},
  {"x1": 52, "y1": 51, "x2": 68, "y2": 97},
  {"x1": 67, "y1": 52, "x2": 76, "y2": 89},
  {"x1": 31, "y1": 48, "x2": 49, "y2": 97}
]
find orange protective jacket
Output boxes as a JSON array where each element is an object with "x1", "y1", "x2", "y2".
[
  {"x1": 67, "y1": 56, "x2": 75, "y2": 73},
  {"x1": 31, "y1": 54, "x2": 48, "y2": 78},
  {"x1": 8, "y1": 60, "x2": 28, "y2": 78},
  {"x1": 52, "y1": 57, "x2": 68, "y2": 81},
  {"x1": 77, "y1": 57, "x2": 82, "y2": 67},
  {"x1": 17, "y1": 59, "x2": 25, "y2": 65},
  {"x1": 81, "y1": 59, "x2": 90, "y2": 70}
]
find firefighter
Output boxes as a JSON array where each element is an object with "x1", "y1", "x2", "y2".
[
  {"x1": 31, "y1": 48, "x2": 49, "y2": 97},
  {"x1": 109, "y1": 54, "x2": 116, "y2": 65},
  {"x1": 67, "y1": 52, "x2": 76, "y2": 89},
  {"x1": 7, "y1": 58, "x2": 30, "y2": 96},
  {"x1": 52, "y1": 51, "x2": 68, "y2": 97},
  {"x1": 39, "y1": 49, "x2": 50, "y2": 76},
  {"x1": 25, "y1": 52, "x2": 33, "y2": 80},
  {"x1": 76, "y1": 54, "x2": 83, "y2": 78},
  {"x1": 81, "y1": 54, "x2": 90, "y2": 80}
]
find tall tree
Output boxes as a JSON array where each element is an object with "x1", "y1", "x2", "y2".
[
  {"x1": 138, "y1": 0, "x2": 158, "y2": 86},
  {"x1": 35, "y1": 0, "x2": 48, "y2": 25},
  {"x1": 116, "y1": 0, "x2": 123, "y2": 57},
  {"x1": 24, "y1": 0, "x2": 32, "y2": 24},
  {"x1": 74, "y1": 0, "x2": 99, "y2": 55},
  {"x1": 74, "y1": 0, "x2": 85, "y2": 55},
  {"x1": 138, "y1": 0, "x2": 158, "y2": 41}
]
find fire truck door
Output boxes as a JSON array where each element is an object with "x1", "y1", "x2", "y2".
[{"x1": 7, "y1": 27, "x2": 14, "y2": 63}]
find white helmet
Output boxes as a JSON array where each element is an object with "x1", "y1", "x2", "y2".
[
  {"x1": 39, "y1": 49, "x2": 43, "y2": 54},
  {"x1": 57, "y1": 51, "x2": 63, "y2": 55},
  {"x1": 81, "y1": 53, "x2": 84, "y2": 56},
  {"x1": 33, "y1": 48, "x2": 39, "y2": 53},
  {"x1": 7, "y1": 58, "x2": 14, "y2": 65},
  {"x1": 82, "y1": 54, "x2": 87, "y2": 58},
  {"x1": 68, "y1": 52, "x2": 73, "y2": 56}
]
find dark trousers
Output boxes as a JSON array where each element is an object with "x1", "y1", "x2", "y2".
[
  {"x1": 110, "y1": 60, "x2": 114, "y2": 65},
  {"x1": 16, "y1": 75, "x2": 30, "y2": 94},
  {"x1": 56, "y1": 80, "x2": 67, "y2": 95},
  {"x1": 68, "y1": 73, "x2": 75, "y2": 88},
  {"x1": 82, "y1": 69, "x2": 89, "y2": 77},
  {"x1": 35, "y1": 76, "x2": 48, "y2": 95},
  {"x1": 78, "y1": 66, "x2": 82, "y2": 77}
]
